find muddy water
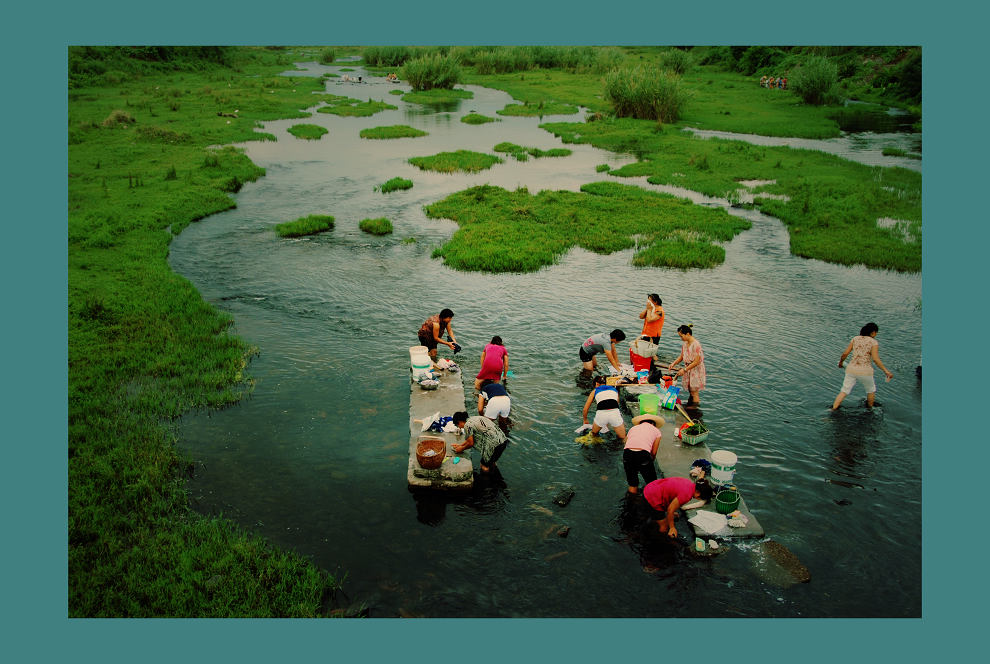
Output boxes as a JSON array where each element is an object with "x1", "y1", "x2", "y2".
[{"x1": 168, "y1": 62, "x2": 921, "y2": 617}]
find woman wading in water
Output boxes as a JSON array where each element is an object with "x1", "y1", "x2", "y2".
[{"x1": 831, "y1": 322, "x2": 893, "y2": 410}]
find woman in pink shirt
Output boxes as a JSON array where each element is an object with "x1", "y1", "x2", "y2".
[
  {"x1": 623, "y1": 414, "x2": 665, "y2": 494},
  {"x1": 474, "y1": 336, "x2": 509, "y2": 390},
  {"x1": 643, "y1": 476, "x2": 713, "y2": 538}
]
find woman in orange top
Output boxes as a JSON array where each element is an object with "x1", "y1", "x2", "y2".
[{"x1": 639, "y1": 294, "x2": 664, "y2": 344}]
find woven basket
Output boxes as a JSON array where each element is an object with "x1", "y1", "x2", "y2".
[
  {"x1": 681, "y1": 422, "x2": 710, "y2": 446},
  {"x1": 416, "y1": 438, "x2": 446, "y2": 469}
]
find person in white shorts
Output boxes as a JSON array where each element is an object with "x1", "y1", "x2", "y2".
[
  {"x1": 478, "y1": 379, "x2": 511, "y2": 431},
  {"x1": 577, "y1": 375, "x2": 627, "y2": 443}
]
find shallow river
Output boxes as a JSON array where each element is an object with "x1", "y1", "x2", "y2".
[{"x1": 168, "y1": 62, "x2": 922, "y2": 618}]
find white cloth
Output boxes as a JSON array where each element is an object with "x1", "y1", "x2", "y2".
[
  {"x1": 688, "y1": 510, "x2": 728, "y2": 533},
  {"x1": 419, "y1": 412, "x2": 440, "y2": 431}
]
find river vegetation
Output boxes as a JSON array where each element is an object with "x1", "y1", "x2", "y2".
[
  {"x1": 68, "y1": 46, "x2": 342, "y2": 616},
  {"x1": 275, "y1": 214, "x2": 335, "y2": 237},
  {"x1": 401, "y1": 53, "x2": 463, "y2": 91},
  {"x1": 497, "y1": 100, "x2": 579, "y2": 117},
  {"x1": 540, "y1": 118, "x2": 921, "y2": 271},
  {"x1": 376, "y1": 177, "x2": 414, "y2": 193},
  {"x1": 359, "y1": 124, "x2": 428, "y2": 139},
  {"x1": 401, "y1": 87, "x2": 473, "y2": 105},
  {"x1": 461, "y1": 112, "x2": 497, "y2": 124},
  {"x1": 408, "y1": 149, "x2": 502, "y2": 173},
  {"x1": 359, "y1": 217, "x2": 394, "y2": 235},
  {"x1": 493, "y1": 142, "x2": 572, "y2": 161},
  {"x1": 458, "y1": 45, "x2": 921, "y2": 272},
  {"x1": 315, "y1": 93, "x2": 397, "y2": 117},
  {"x1": 425, "y1": 182, "x2": 750, "y2": 272},
  {"x1": 288, "y1": 123, "x2": 328, "y2": 140}
]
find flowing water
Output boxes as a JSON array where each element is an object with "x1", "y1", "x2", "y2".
[{"x1": 168, "y1": 62, "x2": 922, "y2": 618}]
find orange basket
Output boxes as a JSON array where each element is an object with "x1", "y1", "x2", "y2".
[{"x1": 416, "y1": 438, "x2": 446, "y2": 469}]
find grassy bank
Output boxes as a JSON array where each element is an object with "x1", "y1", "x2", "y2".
[
  {"x1": 459, "y1": 46, "x2": 921, "y2": 272},
  {"x1": 425, "y1": 182, "x2": 750, "y2": 272},
  {"x1": 68, "y1": 46, "x2": 341, "y2": 616},
  {"x1": 541, "y1": 118, "x2": 921, "y2": 271}
]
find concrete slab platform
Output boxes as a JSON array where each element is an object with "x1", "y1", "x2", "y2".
[
  {"x1": 618, "y1": 383, "x2": 764, "y2": 539},
  {"x1": 408, "y1": 366, "x2": 474, "y2": 491}
]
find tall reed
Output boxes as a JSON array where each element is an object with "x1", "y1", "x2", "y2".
[
  {"x1": 401, "y1": 53, "x2": 462, "y2": 91},
  {"x1": 604, "y1": 66, "x2": 690, "y2": 123}
]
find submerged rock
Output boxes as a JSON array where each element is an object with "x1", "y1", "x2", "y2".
[
  {"x1": 553, "y1": 488, "x2": 575, "y2": 506},
  {"x1": 762, "y1": 540, "x2": 811, "y2": 583}
]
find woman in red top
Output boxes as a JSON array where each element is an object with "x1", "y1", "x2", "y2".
[
  {"x1": 643, "y1": 477, "x2": 713, "y2": 538},
  {"x1": 638, "y1": 294, "x2": 664, "y2": 344},
  {"x1": 474, "y1": 336, "x2": 509, "y2": 390}
]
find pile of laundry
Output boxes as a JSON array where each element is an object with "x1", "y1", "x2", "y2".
[{"x1": 416, "y1": 412, "x2": 461, "y2": 434}]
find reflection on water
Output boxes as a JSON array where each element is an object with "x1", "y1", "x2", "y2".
[{"x1": 169, "y1": 62, "x2": 922, "y2": 617}]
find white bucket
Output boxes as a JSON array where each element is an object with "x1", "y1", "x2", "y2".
[
  {"x1": 410, "y1": 346, "x2": 432, "y2": 379},
  {"x1": 710, "y1": 450, "x2": 737, "y2": 486}
]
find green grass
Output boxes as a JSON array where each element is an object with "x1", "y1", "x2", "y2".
[
  {"x1": 424, "y1": 182, "x2": 750, "y2": 272},
  {"x1": 287, "y1": 123, "x2": 328, "y2": 140},
  {"x1": 275, "y1": 214, "x2": 335, "y2": 237},
  {"x1": 596, "y1": 163, "x2": 611, "y2": 172},
  {"x1": 359, "y1": 217, "x2": 394, "y2": 234},
  {"x1": 68, "y1": 46, "x2": 341, "y2": 616},
  {"x1": 408, "y1": 150, "x2": 502, "y2": 173},
  {"x1": 497, "y1": 100, "x2": 579, "y2": 117},
  {"x1": 389, "y1": 89, "x2": 403, "y2": 95},
  {"x1": 541, "y1": 117, "x2": 921, "y2": 271},
  {"x1": 315, "y1": 93, "x2": 397, "y2": 117},
  {"x1": 401, "y1": 53, "x2": 462, "y2": 90},
  {"x1": 359, "y1": 124, "x2": 428, "y2": 139},
  {"x1": 376, "y1": 177, "x2": 414, "y2": 193},
  {"x1": 882, "y1": 146, "x2": 921, "y2": 160},
  {"x1": 603, "y1": 66, "x2": 691, "y2": 123},
  {"x1": 493, "y1": 142, "x2": 572, "y2": 161},
  {"x1": 461, "y1": 113, "x2": 496, "y2": 124},
  {"x1": 402, "y1": 88, "x2": 473, "y2": 105}
]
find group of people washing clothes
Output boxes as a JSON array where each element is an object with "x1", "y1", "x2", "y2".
[
  {"x1": 414, "y1": 298, "x2": 712, "y2": 537},
  {"x1": 415, "y1": 305, "x2": 894, "y2": 537}
]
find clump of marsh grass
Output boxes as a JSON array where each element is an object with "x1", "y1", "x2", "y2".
[
  {"x1": 359, "y1": 217, "x2": 394, "y2": 235},
  {"x1": 401, "y1": 53, "x2": 462, "y2": 91},
  {"x1": 596, "y1": 164, "x2": 611, "y2": 173},
  {"x1": 275, "y1": 214, "x2": 335, "y2": 238},
  {"x1": 319, "y1": 48, "x2": 337, "y2": 65},
  {"x1": 493, "y1": 142, "x2": 572, "y2": 161},
  {"x1": 604, "y1": 66, "x2": 690, "y2": 123},
  {"x1": 660, "y1": 48, "x2": 693, "y2": 75},
  {"x1": 461, "y1": 113, "x2": 496, "y2": 125},
  {"x1": 376, "y1": 177, "x2": 413, "y2": 193},
  {"x1": 287, "y1": 124, "x2": 328, "y2": 140},
  {"x1": 408, "y1": 150, "x2": 502, "y2": 173},
  {"x1": 789, "y1": 55, "x2": 839, "y2": 105},
  {"x1": 363, "y1": 46, "x2": 414, "y2": 67},
  {"x1": 359, "y1": 125, "x2": 428, "y2": 139}
]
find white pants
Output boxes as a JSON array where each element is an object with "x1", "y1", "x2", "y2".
[
  {"x1": 594, "y1": 408, "x2": 625, "y2": 429},
  {"x1": 840, "y1": 372, "x2": 876, "y2": 395},
  {"x1": 484, "y1": 395, "x2": 511, "y2": 419}
]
